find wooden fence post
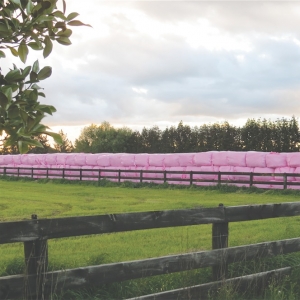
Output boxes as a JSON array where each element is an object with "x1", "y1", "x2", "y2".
[
  {"x1": 283, "y1": 173, "x2": 287, "y2": 190},
  {"x1": 190, "y1": 171, "x2": 193, "y2": 186},
  {"x1": 212, "y1": 203, "x2": 228, "y2": 281},
  {"x1": 23, "y1": 214, "x2": 48, "y2": 299},
  {"x1": 140, "y1": 170, "x2": 143, "y2": 183},
  {"x1": 250, "y1": 172, "x2": 253, "y2": 187},
  {"x1": 218, "y1": 172, "x2": 221, "y2": 185}
]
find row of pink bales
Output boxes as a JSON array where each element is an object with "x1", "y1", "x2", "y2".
[{"x1": 2, "y1": 151, "x2": 300, "y2": 188}]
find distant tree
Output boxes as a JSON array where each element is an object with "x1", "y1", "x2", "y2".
[
  {"x1": 74, "y1": 122, "x2": 133, "y2": 153},
  {"x1": 53, "y1": 130, "x2": 73, "y2": 152}
]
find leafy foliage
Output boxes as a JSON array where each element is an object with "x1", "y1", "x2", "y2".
[
  {"x1": 74, "y1": 117, "x2": 300, "y2": 153},
  {"x1": 0, "y1": 0, "x2": 90, "y2": 153}
]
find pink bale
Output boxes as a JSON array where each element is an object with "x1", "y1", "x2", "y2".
[
  {"x1": 85, "y1": 154, "x2": 99, "y2": 166},
  {"x1": 232, "y1": 167, "x2": 254, "y2": 181},
  {"x1": 246, "y1": 152, "x2": 266, "y2": 168},
  {"x1": 164, "y1": 154, "x2": 180, "y2": 167},
  {"x1": 11, "y1": 155, "x2": 22, "y2": 165},
  {"x1": 81, "y1": 166, "x2": 97, "y2": 181},
  {"x1": 186, "y1": 166, "x2": 203, "y2": 181},
  {"x1": 135, "y1": 154, "x2": 149, "y2": 167},
  {"x1": 274, "y1": 167, "x2": 295, "y2": 181},
  {"x1": 97, "y1": 155, "x2": 111, "y2": 167},
  {"x1": 219, "y1": 166, "x2": 234, "y2": 180},
  {"x1": 287, "y1": 153, "x2": 300, "y2": 167},
  {"x1": 101, "y1": 167, "x2": 118, "y2": 181},
  {"x1": 293, "y1": 167, "x2": 300, "y2": 182},
  {"x1": 56, "y1": 154, "x2": 68, "y2": 165},
  {"x1": 193, "y1": 152, "x2": 212, "y2": 166},
  {"x1": 110, "y1": 155, "x2": 123, "y2": 167},
  {"x1": 178, "y1": 153, "x2": 195, "y2": 167},
  {"x1": 120, "y1": 154, "x2": 135, "y2": 167},
  {"x1": 149, "y1": 154, "x2": 165, "y2": 167},
  {"x1": 227, "y1": 152, "x2": 246, "y2": 167},
  {"x1": 265, "y1": 153, "x2": 287, "y2": 168},
  {"x1": 44, "y1": 154, "x2": 57, "y2": 165},
  {"x1": 3, "y1": 155, "x2": 13, "y2": 165},
  {"x1": 200, "y1": 166, "x2": 219, "y2": 180},
  {"x1": 74, "y1": 154, "x2": 87, "y2": 166},
  {"x1": 165, "y1": 167, "x2": 187, "y2": 184},
  {"x1": 211, "y1": 152, "x2": 228, "y2": 166},
  {"x1": 253, "y1": 167, "x2": 274, "y2": 181},
  {"x1": 65, "y1": 154, "x2": 76, "y2": 166}
]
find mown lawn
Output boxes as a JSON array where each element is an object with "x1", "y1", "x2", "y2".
[{"x1": 1, "y1": 178, "x2": 300, "y2": 299}]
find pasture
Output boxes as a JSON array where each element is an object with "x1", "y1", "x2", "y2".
[{"x1": 1, "y1": 179, "x2": 300, "y2": 299}]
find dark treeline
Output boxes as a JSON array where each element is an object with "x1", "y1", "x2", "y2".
[{"x1": 74, "y1": 117, "x2": 300, "y2": 153}]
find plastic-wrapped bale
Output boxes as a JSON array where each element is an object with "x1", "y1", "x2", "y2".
[
  {"x1": 81, "y1": 166, "x2": 99, "y2": 181},
  {"x1": 293, "y1": 167, "x2": 300, "y2": 182},
  {"x1": 178, "y1": 153, "x2": 195, "y2": 167},
  {"x1": 44, "y1": 154, "x2": 57, "y2": 166},
  {"x1": 211, "y1": 151, "x2": 228, "y2": 166},
  {"x1": 186, "y1": 166, "x2": 219, "y2": 184},
  {"x1": 56, "y1": 153, "x2": 69, "y2": 166},
  {"x1": 97, "y1": 155, "x2": 111, "y2": 168},
  {"x1": 165, "y1": 167, "x2": 187, "y2": 184},
  {"x1": 266, "y1": 153, "x2": 287, "y2": 168},
  {"x1": 47, "y1": 165, "x2": 65, "y2": 179},
  {"x1": 11, "y1": 155, "x2": 22, "y2": 165},
  {"x1": 193, "y1": 152, "x2": 213, "y2": 166},
  {"x1": 149, "y1": 154, "x2": 165, "y2": 167},
  {"x1": 15, "y1": 165, "x2": 32, "y2": 177},
  {"x1": 135, "y1": 154, "x2": 149, "y2": 168},
  {"x1": 101, "y1": 167, "x2": 119, "y2": 182},
  {"x1": 145, "y1": 166, "x2": 165, "y2": 182},
  {"x1": 4, "y1": 164, "x2": 18, "y2": 176},
  {"x1": 74, "y1": 154, "x2": 87, "y2": 166},
  {"x1": 219, "y1": 166, "x2": 235, "y2": 180},
  {"x1": 274, "y1": 167, "x2": 295, "y2": 182},
  {"x1": 4, "y1": 155, "x2": 15, "y2": 165},
  {"x1": 186, "y1": 166, "x2": 203, "y2": 183},
  {"x1": 110, "y1": 154, "x2": 123, "y2": 168},
  {"x1": 85, "y1": 154, "x2": 98, "y2": 166},
  {"x1": 232, "y1": 167, "x2": 254, "y2": 182},
  {"x1": 227, "y1": 152, "x2": 246, "y2": 167},
  {"x1": 120, "y1": 154, "x2": 135, "y2": 167},
  {"x1": 65, "y1": 165, "x2": 81, "y2": 180},
  {"x1": 164, "y1": 154, "x2": 180, "y2": 167},
  {"x1": 246, "y1": 152, "x2": 266, "y2": 168},
  {"x1": 287, "y1": 153, "x2": 300, "y2": 167},
  {"x1": 253, "y1": 167, "x2": 274, "y2": 182},
  {"x1": 65, "y1": 154, "x2": 77, "y2": 166}
]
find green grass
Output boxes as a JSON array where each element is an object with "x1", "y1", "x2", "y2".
[{"x1": 1, "y1": 178, "x2": 300, "y2": 299}]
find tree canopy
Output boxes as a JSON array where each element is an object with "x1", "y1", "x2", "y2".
[{"x1": 0, "y1": 0, "x2": 90, "y2": 153}]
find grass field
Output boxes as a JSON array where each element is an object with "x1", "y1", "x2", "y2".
[{"x1": 1, "y1": 178, "x2": 300, "y2": 299}]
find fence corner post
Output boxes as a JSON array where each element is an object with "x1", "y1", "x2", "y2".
[
  {"x1": 23, "y1": 214, "x2": 48, "y2": 299},
  {"x1": 212, "y1": 203, "x2": 228, "y2": 281}
]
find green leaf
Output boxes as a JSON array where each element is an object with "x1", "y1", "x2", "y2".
[
  {"x1": 22, "y1": 66, "x2": 31, "y2": 78},
  {"x1": 38, "y1": 104, "x2": 56, "y2": 115},
  {"x1": 29, "y1": 89, "x2": 38, "y2": 102},
  {"x1": 38, "y1": 92, "x2": 46, "y2": 97},
  {"x1": 31, "y1": 83, "x2": 42, "y2": 90},
  {"x1": 52, "y1": 11, "x2": 67, "y2": 21},
  {"x1": 57, "y1": 28, "x2": 72, "y2": 37},
  {"x1": 32, "y1": 60, "x2": 39, "y2": 73},
  {"x1": 45, "y1": 131, "x2": 62, "y2": 144},
  {"x1": 3, "y1": 87, "x2": 12, "y2": 102},
  {"x1": 5, "y1": 69, "x2": 23, "y2": 82},
  {"x1": 26, "y1": 0, "x2": 34, "y2": 14},
  {"x1": 0, "y1": 92, "x2": 8, "y2": 108},
  {"x1": 68, "y1": 20, "x2": 92, "y2": 27},
  {"x1": 19, "y1": 109, "x2": 28, "y2": 123},
  {"x1": 18, "y1": 42, "x2": 29, "y2": 63},
  {"x1": 43, "y1": 36, "x2": 53, "y2": 58},
  {"x1": 0, "y1": 50, "x2": 5, "y2": 58},
  {"x1": 37, "y1": 66, "x2": 52, "y2": 80},
  {"x1": 18, "y1": 140, "x2": 29, "y2": 154},
  {"x1": 8, "y1": 46, "x2": 18, "y2": 57},
  {"x1": 10, "y1": 0, "x2": 21, "y2": 6},
  {"x1": 56, "y1": 36, "x2": 71, "y2": 45},
  {"x1": 28, "y1": 42, "x2": 43, "y2": 50},
  {"x1": 29, "y1": 71, "x2": 38, "y2": 82},
  {"x1": 67, "y1": 12, "x2": 79, "y2": 21}
]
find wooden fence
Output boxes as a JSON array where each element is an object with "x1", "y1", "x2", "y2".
[
  {"x1": 1, "y1": 202, "x2": 300, "y2": 299},
  {"x1": 1, "y1": 166, "x2": 300, "y2": 189}
]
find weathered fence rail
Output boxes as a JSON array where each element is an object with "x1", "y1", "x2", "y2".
[
  {"x1": 0, "y1": 166, "x2": 300, "y2": 189},
  {"x1": 1, "y1": 202, "x2": 300, "y2": 299}
]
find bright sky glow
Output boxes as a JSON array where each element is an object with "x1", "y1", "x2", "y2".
[{"x1": 5, "y1": 1, "x2": 300, "y2": 142}]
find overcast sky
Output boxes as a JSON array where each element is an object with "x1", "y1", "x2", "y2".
[{"x1": 5, "y1": 1, "x2": 300, "y2": 141}]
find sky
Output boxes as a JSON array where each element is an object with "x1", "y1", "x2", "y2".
[{"x1": 4, "y1": 0, "x2": 300, "y2": 142}]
